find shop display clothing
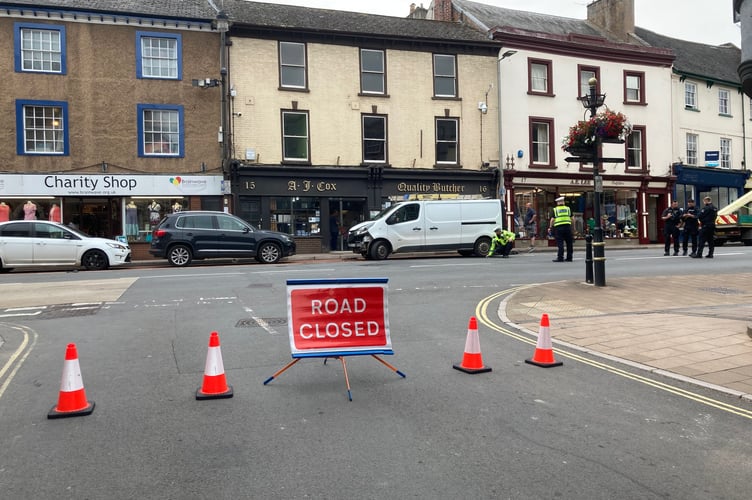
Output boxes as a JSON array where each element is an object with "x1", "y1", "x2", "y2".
[
  {"x1": 48, "y1": 204, "x2": 61, "y2": 223},
  {"x1": 23, "y1": 201, "x2": 37, "y2": 220},
  {"x1": 0, "y1": 202, "x2": 9, "y2": 222}
]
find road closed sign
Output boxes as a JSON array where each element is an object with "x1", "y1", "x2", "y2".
[{"x1": 286, "y1": 278, "x2": 391, "y2": 357}]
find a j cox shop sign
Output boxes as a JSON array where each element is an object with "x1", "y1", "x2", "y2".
[{"x1": 286, "y1": 278, "x2": 392, "y2": 357}]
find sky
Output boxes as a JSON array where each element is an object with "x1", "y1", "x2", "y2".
[{"x1": 258, "y1": 0, "x2": 741, "y2": 47}]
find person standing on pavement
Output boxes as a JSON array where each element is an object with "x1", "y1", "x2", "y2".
[
  {"x1": 523, "y1": 202, "x2": 537, "y2": 252},
  {"x1": 682, "y1": 199, "x2": 699, "y2": 256},
  {"x1": 486, "y1": 227, "x2": 516, "y2": 258},
  {"x1": 549, "y1": 196, "x2": 573, "y2": 262},
  {"x1": 661, "y1": 200, "x2": 683, "y2": 256},
  {"x1": 692, "y1": 196, "x2": 718, "y2": 259}
]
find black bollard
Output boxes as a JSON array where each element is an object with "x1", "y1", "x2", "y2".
[{"x1": 585, "y1": 234, "x2": 593, "y2": 284}]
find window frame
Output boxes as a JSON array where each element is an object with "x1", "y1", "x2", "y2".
[
  {"x1": 720, "y1": 137, "x2": 731, "y2": 169},
  {"x1": 281, "y1": 109, "x2": 310, "y2": 163},
  {"x1": 718, "y1": 88, "x2": 730, "y2": 115},
  {"x1": 14, "y1": 22, "x2": 67, "y2": 75},
  {"x1": 686, "y1": 133, "x2": 698, "y2": 166},
  {"x1": 360, "y1": 48, "x2": 386, "y2": 95},
  {"x1": 623, "y1": 71, "x2": 646, "y2": 105},
  {"x1": 15, "y1": 99, "x2": 69, "y2": 156},
  {"x1": 435, "y1": 117, "x2": 459, "y2": 166},
  {"x1": 528, "y1": 58, "x2": 553, "y2": 97},
  {"x1": 137, "y1": 103, "x2": 185, "y2": 158},
  {"x1": 577, "y1": 65, "x2": 600, "y2": 99},
  {"x1": 625, "y1": 125, "x2": 647, "y2": 171},
  {"x1": 528, "y1": 117, "x2": 555, "y2": 168},
  {"x1": 279, "y1": 41, "x2": 308, "y2": 90},
  {"x1": 136, "y1": 31, "x2": 182, "y2": 80},
  {"x1": 361, "y1": 114, "x2": 387, "y2": 164},
  {"x1": 433, "y1": 54, "x2": 457, "y2": 98},
  {"x1": 684, "y1": 81, "x2": 698, "y2": 109}
]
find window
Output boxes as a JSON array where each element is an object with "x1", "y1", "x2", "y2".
[
  {"x1": 360, "y1": 49, "x2": 385, "y2": 94},
  {"x1": 217, "y1": 214, "x2": 248, "y2": 231},
  {"x1": 35, "y1": 223, "x2": 69, "y2": 239},
  {"x1": 435, "y1": 118, "x2": 458, "y2": 164},
  {"x1": 15, "y1": 99, "x2": 68, "y2": 155},
  {"x1": 137, "y1": 104, "x2": 184, "y2": 157},
  {"x1": 624, "y1": 71, "x2": 645, "y2": 104},
  {"x1": 388, "y1": 204, "x2": 420, "y2": 224},
  {"x1": 720, "y1": 138, "x2": 731, "y2": 168},
  {"x1": 177, "y1": 214, "x2": 214, "y2": 230},
  {"x1": 528, "y1": 59, "x2": 552, "y2": 95},
  {"x1": 362, "y1": 115, "x2": 387, "y2": 163},
  {"x1": 282, "y1": 110, "x2": 309, "y2": 161},
  {"x1": 626, "y1": 126, "x2": 646, "y2": 169},
  {"x1": 279, "y1": 42, "x2": 307, "y2": 89},
  {"x1": 0, "y1": 222, "x2": 32, "y2": 238},
  {"x1": 686, "y1": 133, "x2": 698, "y2": 165},
  {"x1": 14, "y1": 23, "x2": 66, "y2": 74},
  {"x1": 718, "y1": 89, "x2": 730, "y2": 115},
  {"x1": 578, "y1": 65, "x2": 599, "y2": 98},
  {"x1": 685, "y1": 82, "x2": 697, "y2": 109},
  {"x1": 433, "y1": 54, "x2": 456, "y2": 97},
  {"x1": 529, "y1": 117, "x2": 554, "y2": 166},
  {"x1": 136, "y1": 32, "x2": 181, "y2": 80}
]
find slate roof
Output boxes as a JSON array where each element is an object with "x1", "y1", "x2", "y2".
[
  {"x1": 1, "y1": 0, "x2": 218, "y2": 20},
  {"x1": 635, "y1": 27, "x2": 741, "y2": 85}
]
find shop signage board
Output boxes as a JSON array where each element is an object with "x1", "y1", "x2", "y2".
[{"x1": 0, "y1": 174, "x2": 224, "y2": 197}]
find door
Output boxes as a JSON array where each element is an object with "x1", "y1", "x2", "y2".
[
  {"x1": 31, "y1": 222, "x2": 79, "y2": 265},
  {"x1": 0, "y1": 221, "x2": 35, "y2": 265},
  {"x1": 177, "y1": 214, "x2": 221, "y2": 256},
  {"x1": 423, "y1": 202, "x2": 461, "y2": 249},
  {"x1": 385, "y1": 203, "x2": 424, "y2": 252},
  {"x1": 215, "y1": 213, "x2": 257, "y2": 257}
]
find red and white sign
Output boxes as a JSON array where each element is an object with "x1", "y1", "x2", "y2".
[{"x1": 286, "y1": 278, "x2": 391, "y2": 357}]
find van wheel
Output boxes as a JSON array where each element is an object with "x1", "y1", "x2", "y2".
[
  {"x1": 167, "y1": 244, "x2": 193, "y2": 267},
  {"x1": 370, "y1": 241, "x2": 390, "y2": 260},
  {"x1": 473, "y1": 237, "x2": 491, "y2": 257},
  {"x1": 0, "y1": 259, "x2": 11, "y2": 273}
]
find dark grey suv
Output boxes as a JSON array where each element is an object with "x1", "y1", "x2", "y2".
[{"x1": 149, "y1": 211, "x2": 296, "y2": 266}]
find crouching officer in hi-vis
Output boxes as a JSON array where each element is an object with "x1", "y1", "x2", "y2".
[
  {"x1": 549, "y1": 196, "x2": 573, "y2": 262},
  {"x1": 487, "y1": 227, "x2": 516, "y2": 258}
]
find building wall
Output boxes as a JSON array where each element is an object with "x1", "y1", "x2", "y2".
[{"x1": 229, "y1": 37, "x2": 499, "y2": 170}]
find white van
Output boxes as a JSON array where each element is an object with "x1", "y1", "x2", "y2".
[{"x1": 347, "y1": 199, "x2": 503, "y2": 260}]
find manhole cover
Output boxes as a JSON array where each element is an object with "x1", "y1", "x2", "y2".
[
  {"x1": 699, "y1": 287, "x2": 745, "y2": 295},
  {"x1": 235, "y1": 317, "x2": 287, "y2": 328},
  {"x1": 41, "y1": 304, "x2": 102, "y2": 319}
]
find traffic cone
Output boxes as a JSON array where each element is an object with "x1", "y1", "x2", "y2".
[
  {"x1": 525, "y1": 313, "x2": 563, "y2": 368},
  {"x1": 196, "y1": 331, "x2": 233, "y2": 400},
  {"x1": 48, "y1": 343, "x2": 95, "y2": 419},
  {"x1": 453, "y1": 316, "x2": 492, "y2": 374}
]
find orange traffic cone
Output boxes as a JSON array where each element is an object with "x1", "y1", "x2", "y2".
[
  {"x1": 525, "y1": 313, "x2": 563, "y2": 368},
  {"x1": 48, "y1": 343, "x2": 95, "y2": 419},
  {"x1": 453, "y1": 316, "x2": 492, "y2": 374},
  {"x1": 196, "y1": 331, "x2": 233, "y2": 400}
]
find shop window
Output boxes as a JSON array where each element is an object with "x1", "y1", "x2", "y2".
[
  {"x1": 433, "y1": 54, "x2": 456, "y2": 98},
  {"x1": 138, "y1": 104, "x2": 184, "y2": 157},
  {"x1": 16, "y1": 100, "x2": 68, "y2": 155},
  {"x1": 125, "y1": 198, "x2": 185, "y2": 242},
  {"x1": 270, "y1": 197, "x2": 320, "y2": 236},
  {"x1": 279, "y1": 41, "x2": 307, "y2": 89},
  {"x1": 15, "y1": 22, "x2": 66, "y2": 74},
  {"x1": 435, "y1": 117, "x2": 458, "y2": 165},
  {"x1": 136, "y1": 31, "x2": 181, "y2": 80},
  {"x1": 361, "y1": 49, "x2": 385, "y2": 95}
]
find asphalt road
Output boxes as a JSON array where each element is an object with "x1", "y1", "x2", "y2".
[{"x1": 1, "y1": 250, "x2": 751, "y2": 499}]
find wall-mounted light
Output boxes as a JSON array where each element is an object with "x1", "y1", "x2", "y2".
[
  {"x1": 192, "y1": 78, "x2": 221, "y2": 88},
  {"x1": 478, "y1": 101, "x2": 488, "y2": 114}
]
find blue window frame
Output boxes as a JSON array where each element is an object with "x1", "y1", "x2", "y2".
[
  {"x1": 136, "y1": 31, "x2": 182, "y2": 80},
  {"x1": 14, "y1": 22, "x2": 67, "y2": 74},
  {"x1": 15, "y1": 99, "x2": 69, "y2": 156},
  {"x1": 137, "y1": 104, "x2": 184, "y2": 157}
]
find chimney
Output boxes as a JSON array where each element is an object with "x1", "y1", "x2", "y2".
[
  {"x1": 432, "y1": 0, "x2": 453, "y2": 22},
  {"x1": 586, "y1": 0, "x2": 635, "y2": 42},
  {"x1": 410, "y1": 3, "x2": 416, "y2": 14}
]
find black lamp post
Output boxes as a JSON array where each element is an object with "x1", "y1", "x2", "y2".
[{"x1": 581, "y1": 77, "x2": 607, "y2": 287}]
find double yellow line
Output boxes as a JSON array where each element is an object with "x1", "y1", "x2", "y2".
[
  {"x1": 0, "y1": 323, "x2": 38, "y2": 401},
  {"x1": 475, "y1": 288, "x2": 752, "y2": 420}
]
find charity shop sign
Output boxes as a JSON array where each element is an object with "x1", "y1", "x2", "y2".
[{"x1": 286, "y1": 278, "x2": 391, "y2": 358}]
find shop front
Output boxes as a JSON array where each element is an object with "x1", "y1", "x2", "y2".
[
  {"x1": 233, "y1": 165, "x2": 498, "y2": 253},
  {"x1": 672, "y1": 164, "x2": 751, "y2": 209},
  {"x1": 0, "y1": 173, "x2": 225, "y2": 258}
]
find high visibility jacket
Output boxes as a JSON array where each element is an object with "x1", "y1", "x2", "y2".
[
  {"x1": 552, "y1": 206, "x2": 572, "y2": 227},
  {"x1": 490, "y1": 230, "x2": 515, "y2": 252}
]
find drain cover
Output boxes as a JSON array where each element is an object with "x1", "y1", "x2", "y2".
[{"x1": 235, "y1": 317, "x2": 287, "y2": 328}]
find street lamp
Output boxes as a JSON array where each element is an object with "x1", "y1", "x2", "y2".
[{"x1": 582, "y1": 77, "x2": 607, "y2": 287}]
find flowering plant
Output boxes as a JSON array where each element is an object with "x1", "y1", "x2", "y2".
[{"x1": 561, "y1": 109, "x2": 631, "y2": 151}]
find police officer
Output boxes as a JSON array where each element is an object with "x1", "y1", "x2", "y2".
[
  {"x1": 486, "y1": 227, "x2": 516, "y2": 258},
  {"x1": 692, "y1": 196, "x2": 718, "y2": 259},
  {"x1": 548, "y1": 196, "x2": 573, "y2": 262},
  {"x1": 661, "y1": 200, "x2": 683, "y2": 256},
  {"x1": 682, "y1": 199, "x2": 699, "y2": 257}
]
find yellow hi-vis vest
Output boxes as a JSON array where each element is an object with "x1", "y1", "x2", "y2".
[{"x1": 552, "y1": 206, "x2": 572, "y2": 227}]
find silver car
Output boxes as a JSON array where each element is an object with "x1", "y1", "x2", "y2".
[{"x1": 0, "y1": 220, "x2": 131, "y2": 272}]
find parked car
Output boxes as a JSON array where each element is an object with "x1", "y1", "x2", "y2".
[
  {"x1": 0, "y1": 220, "x2": 131, "y2": 272},
  {"x1": 149, "y1": 211, "x2": 296, "y2": 266}
]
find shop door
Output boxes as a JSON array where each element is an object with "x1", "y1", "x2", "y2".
[
  {"x1": 330, "y1": 199, "x2": 367, "y2": 251},
  {"x1": 68, "y1": 198, "x2": 121, "y2": 238},
  {"x1": 647, "y1": 194, "x2": 660, "y2": 243}
]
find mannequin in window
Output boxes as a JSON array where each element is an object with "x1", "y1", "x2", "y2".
[
  {"x1": 148, "y1": 200, "x2": 161, "y2": 225},
  {"x1": 23, "y1": 200, "x2": 37, "y2": 220},
  {"x1": 0, "y1": 201, "x2": 9, "y2": 222},
  {"x1": 126, "y1": 201, "x2": 139, "y2": 237},
  {"x1": 48, "y1": 203, "x2": 61, "y2": 223},
  {"x1": 172, "y1": 202, "x2": 182, "y2": 213}
]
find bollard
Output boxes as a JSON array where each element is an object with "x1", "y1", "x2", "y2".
[{"x1": 585, "y1": 234, "x2": 593, "y2": 284}]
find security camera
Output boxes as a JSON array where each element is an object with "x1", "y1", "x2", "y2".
[
  {"x1": 478, "y1": 102, "x2": 488, "y2": 114},
  {"x1": 233, "y1": 112, "x2": 242, "y2": 117}
]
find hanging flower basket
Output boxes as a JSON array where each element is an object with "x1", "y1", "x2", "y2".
[{"x1": 562, "y1": 109, "x2": 631, "y2": 153}]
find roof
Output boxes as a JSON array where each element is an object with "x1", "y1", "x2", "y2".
[
  {"x1": 0, "y1": 0, "x2": 218, "y2": 20},
  {"x1": 634, "y1": 27, "x2": 741, "y2": 85}
]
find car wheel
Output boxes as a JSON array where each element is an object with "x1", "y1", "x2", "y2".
[
  {"x1": 167, "y1": 244, "x2": 193, "y2": 267},
  {"x1": 82, "y1": 250, "x2": 109, "y2": 271},
  {"x1": 369, "y1": 241, "x2": 390, "y2": 260},
  {"x1": 257, "y1": 242, "x2": 282, "y2": 264},
  {"x1": 473, "y1": 237, "x2": 491, "y2": 257}
]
